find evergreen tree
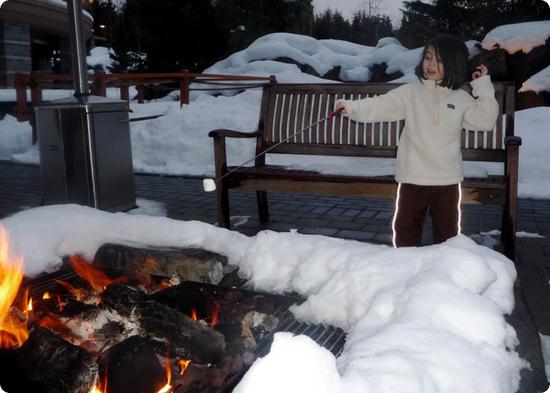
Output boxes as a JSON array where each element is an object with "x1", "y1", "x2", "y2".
[
  {"x1": 312, "y1": 8, "x2": 394, "y2": 46},
  {"x1": 398, "y1": 0, "x2": 550, "y2": 48},
  {"x1": 351, "y1": 10, "x2": 393, "y2": 46},
  {"x1": 110, "y1": 0, "x2": 228, "y2": 72}
]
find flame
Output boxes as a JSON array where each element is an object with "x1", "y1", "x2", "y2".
[
  {"x1": 43, "y1": 291, "x2": 51, "y2": 299},
  {"x1": 0, "y1": 225, "x2": 29, "y2": 348},
  {"x1": 178, "y1": 359, "x2": 191, "y2": 376},
  {"x1": 56, "y1": 294, "x2": 65, "y2": 311},
  {"x1": 90, "y1": 372, "x2": 107, "y2": 393},
  {"x1": 191, "y1": 308, "x2": 198, "y2": 321},
  {"x1": 90, "y1": 385, "x2": 103, "y2": 393},
  {"x1": 35, "y1": 314, "x2": 72, "y2": 333},
  {"x1": 56, "y1": 279, "x2": 84, "y2": 301},
  {"x1": 156, "y1": 357, "x2": 172, "y2": 393},
  {"x1": 27, "y1": 298, "x2": 33, "y2": 312},
  {"x1": 144, "y1": 257, "x2": 158, "y2": 270},
  {"x1": 210, "y1": 303, "x2": 219, "y2": 328},
  {"x1": 68, "y1": 255, "x2": 127, "y2": 293}
]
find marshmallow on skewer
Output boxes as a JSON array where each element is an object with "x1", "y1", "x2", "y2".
[{"x1": 203, "y1": 178, "x2": 216, "y2": 192}]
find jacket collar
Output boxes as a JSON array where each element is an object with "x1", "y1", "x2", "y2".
[{"x1": 421, "y1": 78, "x2": 450, "y2": 92}]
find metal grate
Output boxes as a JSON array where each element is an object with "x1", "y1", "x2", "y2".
[
  {"x1": 272, "y1": 308, "x2": 346, "y2": 356},
  {"x1": 23, "y1": 268, "x2": 347, "y2": 393}
]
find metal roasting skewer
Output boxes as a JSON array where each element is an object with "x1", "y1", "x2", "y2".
[{"x1": 203, "y1": 108, "x2": 343, "y2": 192}]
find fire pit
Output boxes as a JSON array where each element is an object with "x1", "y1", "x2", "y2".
[{"x1": 0, "y1": 236, "x2": 346, "y2": 393}]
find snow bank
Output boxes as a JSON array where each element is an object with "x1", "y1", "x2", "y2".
[{"x1": 0, "y1": 205, "x2": 525, "y2": 393}]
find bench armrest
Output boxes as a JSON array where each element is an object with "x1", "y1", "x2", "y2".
[
  {"x1": 209, "y1": 129, "x2": 261, "y2": 179},
  {"x1": 504, "y1": 136, "x2": 522, "y2": 146},
  {"x1": 208, "y1": 129, "x2": 260, "y2": 139}
]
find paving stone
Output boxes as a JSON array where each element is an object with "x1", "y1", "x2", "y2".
[
  {"x1": 342, "y1": 209, "x2": 361, "y2": 218},
  {"x1": 357, "y1": 210, "x2": 377, "y2": 219},
  {"x1": 336, "y1": 230, "x2": 376, "y2": 241},
  {"x1": 297, "y1": 218, "x2": 331, "y2": 227},
  {"x1": 372, "y1": 211, "x2": 392, "y2": 220},
  {"x1": 300, "y1": 227, "x2": 339, "y2": 236},
  {"x1": 311, "y1": 206, "x2": 332, "y2": 214},
  {"x1": 373, "y1": 233, "x2": 393, "y2": 244}
]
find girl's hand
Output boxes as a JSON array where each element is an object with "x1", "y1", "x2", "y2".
[
  {"x1": 471, "y1": 64, "x2": 488, "y2": 80},
  {"x1": 335, "y1": 100, "x2": 348, "y2": 115}
]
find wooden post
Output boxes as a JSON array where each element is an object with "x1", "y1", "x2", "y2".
[
  {"x1": 93, "y1": 69, "x2": 107, "y2": 96},
  {"x1": 502, "y1": 136, "x2": 522, "y2": 261},
  {"x1": 14, "y1": 73, "x2": 29, "y2": 122},
  {"x1": 29, "y1": 72, "x2": 43, "y2": 107},
  {"x1": 29, "y1": 72, "x2": 43, "y2": 145},
  {"x1": 137, "y1": 82, "x2": 144, "y2": 103},
  {"x1": 120, "y1": 71, "x2": 130, "y2": 101},
  {"x1": 180, "y1": 69, "x2": 190, "y2": 106},
  {"x1": 120, "y1": 85, "x2": 130, "y2": 101}
]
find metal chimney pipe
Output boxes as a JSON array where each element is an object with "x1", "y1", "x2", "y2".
[{"x1": 67, "y1": 0, "x2": 90, "y2": 97}]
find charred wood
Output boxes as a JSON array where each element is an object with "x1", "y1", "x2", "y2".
[
  {"x1": 137, "y1": 301, "x2": 225, "y2": 364},
  {"x1": 0, "y1": 328, "x2": 96, "y2": 393},
  {"x1": 98, "y1": 335, "x2": 165, "y2": 393},
  {"x1": 94, "y1": 243, "x2": 228, "y2": 285},
  {"x1": 101, "y1": 283, "x2": 147, "y2": 316}
]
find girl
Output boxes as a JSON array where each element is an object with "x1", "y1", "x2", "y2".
[{"x1": 335, "y1": 34, "x2": 499, "y2": 248}]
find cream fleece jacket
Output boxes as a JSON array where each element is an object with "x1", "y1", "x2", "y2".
[{"x1": 336, "y1": 75, "x2": 499, "y2": 186}]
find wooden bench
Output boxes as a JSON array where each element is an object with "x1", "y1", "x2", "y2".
[{"x1": 209, "y1": 82, "x2": 521, "y2": 259}]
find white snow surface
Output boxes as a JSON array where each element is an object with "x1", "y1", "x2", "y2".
[
  {"x1": 203, "y1": 33, "x2": 422, "y2": 84},
  {"x1": 87, "y1": 46, "x2": 115, "y2": 71},
  {"x1": 0, "y1": 204, "x2": 525, "y2": 393},
  {"x1": 482, "y1": 21, "x2": 550, "y2": 54},
  {"x1": 519, "y1": 65, "x2": 550, "y2": 94}
]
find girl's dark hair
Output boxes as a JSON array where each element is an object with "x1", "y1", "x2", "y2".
[{"x1": 414, "y1": 34, "x2": 469, "y2": 90}]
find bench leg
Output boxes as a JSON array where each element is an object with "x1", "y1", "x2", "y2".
[
  {"x1": 501, "y1": 204, "x2": 516, "y2": 261},
  {"x1": 257, "y1": 191, "x2": 269, "y2": 223},
  {"x1": 217, "y1": 184, "x2": 230, "y2": 229}
]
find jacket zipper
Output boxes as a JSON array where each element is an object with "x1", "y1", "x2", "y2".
[{"x1": 433, "y1": 86, "x2": 440, "y2": 125}]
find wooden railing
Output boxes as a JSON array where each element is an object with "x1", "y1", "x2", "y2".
[{"x1": 14, "y1": 70, "x2": 277, "y2": 122}]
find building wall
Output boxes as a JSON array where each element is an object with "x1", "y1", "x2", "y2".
[{"x1": 0, "y1": 20, "x2": 32, "y2": 87}]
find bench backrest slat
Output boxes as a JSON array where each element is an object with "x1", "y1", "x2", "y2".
[{"x1": 258, "y1": 82, "x2": 513, "y2": 162}]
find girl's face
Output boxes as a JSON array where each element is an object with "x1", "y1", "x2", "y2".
[{"x1": 422, "y1": 46, "x2": 444, "y2": 81}]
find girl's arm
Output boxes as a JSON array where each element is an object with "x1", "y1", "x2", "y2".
[
  {"x1": 462, "y1": 67, "x2": 500, "y2": 131},
  {"x1": 335, "y1": 84, "x2": 408, "y2": 123}
]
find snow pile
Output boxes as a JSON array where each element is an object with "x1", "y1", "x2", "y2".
[
  {"x1": 0, "y1": 204, "x2": 525, "y2": 393},
  {"x1": 87, "y1": 46, "x2": 115, "y2": 71},
  {"x1": 204, "y1": 33, "x2": 422, "y2": 84},
  {"x1": 482, "y1": 21, "x2": 550, "y2": 54},
  {"x1": 519, "y1": 65, "x2": 550, "y2": 94},
  {"x1": 96, "y1": 0, "x2": 126, "y2": 12},
  {"x1": 515, "y1": 107, "x2": 550, "y2": 198}
]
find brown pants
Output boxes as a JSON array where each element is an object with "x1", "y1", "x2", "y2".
[{"x1": 392, "y1": 183, "x2": 461, "y2": 247}]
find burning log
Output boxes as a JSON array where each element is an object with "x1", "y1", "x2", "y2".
[
  {"x1": 33, "y1": 280, "x2": 226, "y2": 364},
  {"x1": 94, "y1": 243, "x2": 228, "y2": 285},
  {"x1": 32, "y1": 293, "x2": 140, "y2": 354},
  {"x1": 98, "y1": 335, "x2": 165, "y2": 393},
  {"x1": 137, "y1": 301, "x2": 225, "y2": 364},
  {"x1": 101, "y1": 283, "x2": 147, "y2": 316},
  {"x1": 0, "y1": 327, "x2": 97, "y2": 393}
]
